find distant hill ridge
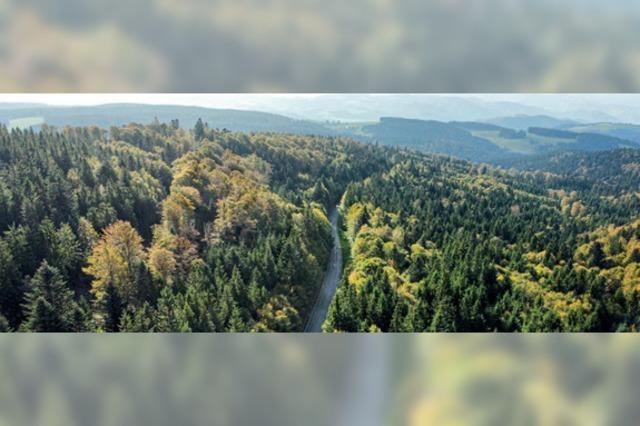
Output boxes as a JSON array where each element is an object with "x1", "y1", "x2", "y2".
[
  {"x1": 1, "y1": 103, "x2": 638, "y2": 164},
  {"x1": 0, "y1": 103, "x2": 334, "y2": 135}
]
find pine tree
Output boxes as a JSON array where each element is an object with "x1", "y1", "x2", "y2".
[
  {"x1": 429, "y1": 292, "x2": 457, "y2": 332},
  {"x1": 262, "y1": 241, "x2": 278, "y2": 290},
  {"x1": 21, "y1": 261, "x2": 77, "y2": 332},
  {"x1": 194, "y1": 118, "x2": 205, "y2": 141},
  {"x1": 134, "y1": 262, "x2": 157, "y2": 305},
  {"x1": 247, "y1": 277, "x2": 268, "y2": 313},
  {"x1": 119, "y1": 303, "x2": 151, "y2": 332},
  {"x1": 23, "y1": 298, "x2": 61, "y2": 332},
  {"x1": 101, "y1": 281, "x2": 124, "y2": 332},
  {"x1": 72, "y1": 297, "x2": 94, "y2": 332},
  {"x1": 229, "y1": 267, "x2": 247, "y2": 308},
  {"x1": 401, "y1": 305, "x2": 416, "y2": 332},
  {"x1": 389, "y1": 301, "x2": 407, "y2": 332},
  {"x1": 228, "y1": 305, "x2": 247, "y2": 332},
  {"x1": 0, "y1": 240, "x2": 21, "y2": 327}
]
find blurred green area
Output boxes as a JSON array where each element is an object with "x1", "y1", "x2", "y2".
[
  {"x1": 397, "y1": 335, "x2": 640, "y2": 425},
  {"x1": 0, "y1": 335, "x2": 357, "y2": 425},
  {"x1": 2, "y1": 0, "x2": 640, "y2": 91},
  {"x1": 1, "y1": 335, "x2": 639, "y2": 425}
]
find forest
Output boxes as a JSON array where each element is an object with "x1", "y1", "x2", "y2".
[{"x1": 0, "y1": 119, "x2": 638, "y2": 331}]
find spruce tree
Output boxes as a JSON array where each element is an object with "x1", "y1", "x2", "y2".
[
  {"x1": 194, "y1": 118, "x2": 205, "y2": 141},
  {"x1": 101, "y1": 281, "x2": 124, "y2": 332},
  {"x1": 21, "y1": 261, "x2": 77, "y2": 332}
]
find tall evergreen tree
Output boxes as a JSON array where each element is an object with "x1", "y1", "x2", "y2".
[{"x1": 21, "y1": 261, "x2": 77, "y2": 332}]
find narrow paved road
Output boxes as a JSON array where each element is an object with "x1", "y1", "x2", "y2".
[
  {"x1": 305, "y1": 208, "x2": 343, "y2": 332},
  {"x1": 305, "y1": 209, "x2": 389, "y2": 425}
]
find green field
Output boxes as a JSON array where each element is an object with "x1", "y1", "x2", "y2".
[
  {"x1": 8, "y1": 116, "x2": 45, "y2": 130},
  {"x1": 471, "y1": 130, "x2": 582, "y2": 155}
]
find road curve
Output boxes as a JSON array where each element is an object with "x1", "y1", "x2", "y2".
[{"x1": 305, "y1": 208, "x2": 343, "y2": 332}]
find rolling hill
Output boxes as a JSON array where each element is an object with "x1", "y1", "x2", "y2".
[
  {"x1": 485, "y1": 114, "x2": 582, "y2": 130},
  {"x1": 469, "y1": 125, "x2": 640, "y2": 156},
  {"x1": 568, "y1": 122, "x2": 640, "y2": 143},
  {"x1": 0, "y1": 103, "x2": 333, "y2": 135},
  {"x1": 1, "y1": 103, "x2": 639, "y2": 165},
  {"x1": 341, "y1": 117, "x2": 509, "y2": 163}
]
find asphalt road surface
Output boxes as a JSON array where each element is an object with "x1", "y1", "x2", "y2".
[{"x1": 304, "y1": 208, "x2": 342, "y2": 332}]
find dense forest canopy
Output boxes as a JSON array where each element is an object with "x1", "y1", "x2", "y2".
[{"x1": 0, "y1": 119, "x2": 638, "y2": 331}]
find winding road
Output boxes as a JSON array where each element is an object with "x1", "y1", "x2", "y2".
[
  {"x1": 304, "y1": 208, "x2": 388, "y2": 426},
  {"x1": 305, "y1": 208, "x2": 343, "y2": 332}
]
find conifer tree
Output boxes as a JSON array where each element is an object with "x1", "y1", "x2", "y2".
[{"x1": 22, "y1": 261, "x2": 77, "y2": 332}]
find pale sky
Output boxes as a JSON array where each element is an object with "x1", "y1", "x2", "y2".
[
  {"x1": 0, "y1": 94, "x2": 323, "y2": 108},
  {"x1": 2, "y1": 94, "x2": 640, "y2": 123},
  {"x1": 1, "y1": 93, "x2": 639, "y2": 110}
]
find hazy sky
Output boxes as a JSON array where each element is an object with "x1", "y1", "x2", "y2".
[
  {"x1": 2, "y1": 93, "x2": 640, "y2": 109},
  {"x1": 3, "y1": 94, "x2": 640, "y2": 123},
  {"x1": 0, "y1": 94, "x2": 314, "y2": 109}
]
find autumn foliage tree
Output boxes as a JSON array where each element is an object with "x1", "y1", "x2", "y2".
[{"x1": 84, "y1": 220, "x2": 146, "y2": 306}]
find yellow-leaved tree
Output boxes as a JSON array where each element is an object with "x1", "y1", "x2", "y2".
[
  {"x1": 148, "y1": 245, "x2": 177, "y2": 285},
  {"x1": 84, "y1": 221, "x2": 146, "y2": 304}
]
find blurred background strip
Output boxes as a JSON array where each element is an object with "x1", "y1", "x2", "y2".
[
  {"x1": 1, "y1": 334, "x2": 640, "y2": 425},
  {"x1": 2, "y1": 0, "x2": 640, "y2": 92}
]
